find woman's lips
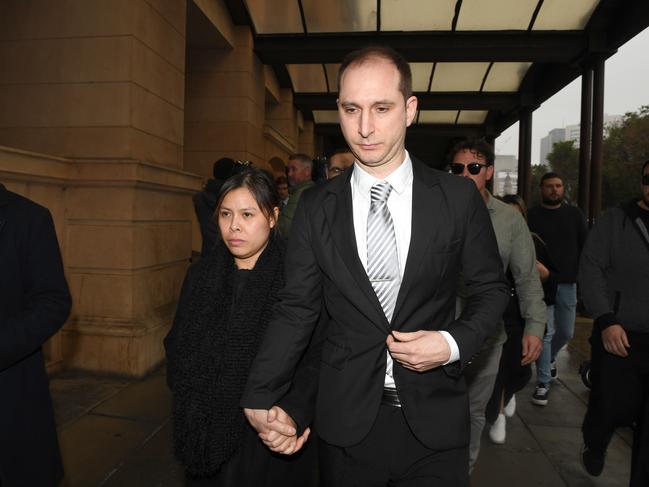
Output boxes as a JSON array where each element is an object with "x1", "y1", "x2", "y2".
[{"x1": 228, "y1": 239, "x2": 245, "y2": 246}]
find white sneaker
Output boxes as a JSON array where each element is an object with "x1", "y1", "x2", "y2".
[
  {"x1": 489, "y1": 414, "x2": 506, "y2": 444},
  {"x1": 504, "y1": 395, "x2": 516, "y2": 418}
]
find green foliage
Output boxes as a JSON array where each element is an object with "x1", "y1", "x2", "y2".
[
  {"x1": 543, "y1": 105, "x2": 649, "y2": 210},
  {"x1": 601, "y1": 106, "x2": 649, "y2": 208}
]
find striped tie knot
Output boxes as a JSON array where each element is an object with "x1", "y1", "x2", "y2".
[{"x1": 370, "y1": 181, "x2": 392, "y2": 204}]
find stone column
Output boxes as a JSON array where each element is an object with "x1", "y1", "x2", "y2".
[
  {"x1": 184, "y1": 27, "x2": 268, "y2": 175},
  {"x1": 0, "y1": 0, "x2": 201, "y2": 376}
]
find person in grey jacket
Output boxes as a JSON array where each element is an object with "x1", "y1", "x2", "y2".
[
  {"x1": 578, "y1": 160, "x2": 649, "y2": 486},
  {"x1": 449, "y1": 138, "x2": 546, "y2": 468}
]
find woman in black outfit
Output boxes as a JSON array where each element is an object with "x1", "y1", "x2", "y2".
[{"x1": 165, "y1": 168, "x2": 317, "y2": 486}]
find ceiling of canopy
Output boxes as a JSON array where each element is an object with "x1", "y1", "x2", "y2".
[{"x1": 220, "y1": 0, "x2": 649, "y2": 140}]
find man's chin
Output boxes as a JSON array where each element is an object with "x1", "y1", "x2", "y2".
[{"x1": 542, "y1": 197, "x2": 562, "y2": 206}]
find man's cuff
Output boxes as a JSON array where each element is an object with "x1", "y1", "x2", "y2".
[
  {"x1": 594, "y1": 312, "x2": 618, "y2": 330},
  {"x1": 439, "y1": 330, "x2": 460, "y2": 365}
]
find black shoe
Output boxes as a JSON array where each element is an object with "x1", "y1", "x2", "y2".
[
  {"x1": 550, "y1": 361, "x2": 558, "y2": 380},
  {"x1": 581, "y1": 444, "x2": 605, "y2": 476},
  {"x1": 532, "y1": 383, "x2": 549, "y2": 406}
]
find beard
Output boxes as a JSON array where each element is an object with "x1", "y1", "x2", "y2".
[{"x1": 542, "y1": 194, "x2": 563, "y2": 206}]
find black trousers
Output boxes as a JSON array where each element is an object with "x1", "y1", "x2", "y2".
[
  {"x1": 319, "y1": 404, "x2": 469, "y2": 487},
  {"x1": 185, "y1": 422, "x2": 318, "y2": 487},
  {"x1": 486, "y1": 322, "x2": 532, "y2": 423},
  {"x1": 582, "y1": 327, "x2": 649, "y2": 486}
]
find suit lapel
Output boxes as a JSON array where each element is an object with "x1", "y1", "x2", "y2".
[
  {"x1": 393, "y1": 160, "x2": 440, "y2": 323},
  {"x1": 323, "y1": 173, "x2": 390, "y2": 333}
]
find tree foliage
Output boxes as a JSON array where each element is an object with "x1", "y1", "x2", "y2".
[
  {"x1": 543, "y1": 105, "x2": 649, "y2": 210},
  {"x1": 601, "y1": 105, "x2": 649, "y2": 208}
]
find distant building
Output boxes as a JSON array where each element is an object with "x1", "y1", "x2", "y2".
[
  {"x1": 494, "y1": 154, "x2": 518, "y2": 196},
  {"x1": 539, "y1": 115, "x2": 623, "y2": 165}
]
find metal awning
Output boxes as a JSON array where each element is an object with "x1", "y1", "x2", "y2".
[{"x1": 222, "y1": 0, "x2": 648, "y2": 160}]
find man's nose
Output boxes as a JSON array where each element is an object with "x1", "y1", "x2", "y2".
[{"x1": 359, "y1": 112, "x2": 374, "y2": 138}]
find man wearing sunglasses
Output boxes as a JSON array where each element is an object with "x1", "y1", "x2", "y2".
[
  {"x1": 578, "y1": 160, "x2": 649, "y2": 485},
  {"x1": 448, "y1": 138, "x2": 546, "y2": 469}
]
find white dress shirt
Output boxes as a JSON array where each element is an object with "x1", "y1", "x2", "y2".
[{"x1": 350, "y1": 152, "x2": 460, "y2": 389}]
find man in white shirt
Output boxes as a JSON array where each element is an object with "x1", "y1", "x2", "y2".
[{"x1": 242, "y1": 46, "x2": 508, "y2": 487}]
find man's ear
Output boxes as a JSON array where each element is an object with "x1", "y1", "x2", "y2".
[
  {"x1": 487, "y1": 165, "x2": 495, "y2": 182},
  {"x1": 405, "y1": 96, "x2": 418, "y2": 127}
]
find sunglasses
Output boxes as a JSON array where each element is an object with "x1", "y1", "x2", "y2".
[
  {"x1": 449, "y1": 162, "x2": 489, "y2": 175},
  {"x1": 643, "y1": 174, "x2": 649, "y2": 186}
]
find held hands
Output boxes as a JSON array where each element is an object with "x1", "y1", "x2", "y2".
[
  {"x1": 521, "y1": 335, "x2": 542, "y2": 365},
  {"x1": 386, "y1": 330, "x2": 451, "y2": 372},
  {"x1": 244, "y1": 406, "x2": 310, "y2": 455},
  {"x1": 602, "y1": 324, "x2": 630, "y2": 357}
]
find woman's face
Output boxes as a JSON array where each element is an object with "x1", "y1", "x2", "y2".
[{"x1": 218, "y1": 187, "x2": 278, "y2": 269}]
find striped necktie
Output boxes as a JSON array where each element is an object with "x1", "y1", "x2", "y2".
[{"x1": 367, "y1": 181, "x2": 400, "y2": 324}]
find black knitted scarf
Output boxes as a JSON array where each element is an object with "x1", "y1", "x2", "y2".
[{"x1": 168, "y1": 237, "x2": 285, "y2": 476}]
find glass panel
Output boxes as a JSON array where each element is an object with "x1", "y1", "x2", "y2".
[
  {"x1": 381, "y1": 0, "x2": 456, "y2": 31},
  {"x1": 244, "y1": 0, "x2": 303, "y2": 34},
  {"x1": 533, "y1": 0, "x2": 600, "y2": 30},
  {"x1": 325, "y1": 64, "x2": 341, "y2": 92},
  {"x1": 457, "y1": 110, "x2": 488, "y2": 124},
  {"x1": 410, "y1": 63, "x2": 433, "y2": 92},
  {"x1": 430, "y1": 63, "x2": 490, "y2": 92},
  {"x1": 482, "y1": 62, "x2": 532, "y2": 92},
  {"x1": 301, "y1": 0, "x2": 376, "y2": 33},
  {"x1": 456, "y1": 0, "x2": 538, "y2": 30},
  {"x1": 313, "y1": 110, "x2": 340, "y2": 124},
  {"x1": 418, "y1": 110, "x2": 458, "y2": 124},
  {"x1": 287, "y1": 64, "x2": 327, "y2": 92}
]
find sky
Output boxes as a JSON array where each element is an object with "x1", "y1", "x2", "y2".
[{"x1": 495, "y1": 26, "x2": 649, "y2": 165}]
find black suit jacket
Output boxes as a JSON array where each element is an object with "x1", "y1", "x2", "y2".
[
  {"x1": 241, "y1": 159, "x2": 508, "y2": 450},
  {"x1": 0, "y1": 184, "x2": 71, "y2": 486}
]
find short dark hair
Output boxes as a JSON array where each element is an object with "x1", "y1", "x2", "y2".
[
  {"x1": 642, "y1": 160, "x2": 649, "y2": 174},
  {"x1": 447, "y1": 138, "x2": 495, "y2": 166},
  {"x1": 216, "y1": 167, "x2": 280, "y2": 233},
  {"x1": 338, "y1": 46, "x2": 413, "y2": 101},
  {"x1": 288, "y1": 153, "x2": 313, "y2": 169},
  {"x1": 540, "y1": 172, "x2": 562, "y2": 186},
  {"x1": 275, "y1": 175, "x2": 288, "y2": 186},
  {"x1": 501, "y1": 194, "x2": 528, "y2": 221}
]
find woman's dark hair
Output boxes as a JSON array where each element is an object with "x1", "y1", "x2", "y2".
[
  {"x1": 502, "y1": 194, "x2": 528, "y2": 221},
  {"x1": 216, "y1": 167, "x2": 280, "y2": 230}
]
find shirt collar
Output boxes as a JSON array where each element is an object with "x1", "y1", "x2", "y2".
[{"x1": 352, "y1": 151, "x2": 413, "y2": 198}]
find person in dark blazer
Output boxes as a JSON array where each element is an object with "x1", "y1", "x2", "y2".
[
  {"x1": 241, "y1": 46, "x2": 509, "y2": 487},
  {"x1": 0, "y1": 184, "x2": 72, "y2": 487}
]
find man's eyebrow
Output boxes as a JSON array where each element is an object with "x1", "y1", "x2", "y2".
[{"x1": 340, "y1": 100, "x2": 395, "y2": 107}]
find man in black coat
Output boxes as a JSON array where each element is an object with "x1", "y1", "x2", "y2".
[
  {"x1": 242, "y1": 47, "x2": 508, "y2": 486},
  {"x1": 0, "y1": 184, "x2": 71, "y2": 486}
]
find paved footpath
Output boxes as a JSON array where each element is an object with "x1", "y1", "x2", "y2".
[{"x1": 51, "y1": 317, "x2": 632, "y2": 486}]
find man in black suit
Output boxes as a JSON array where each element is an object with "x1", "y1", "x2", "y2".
[
  {"x1": 241, "y1": 46, "x2": 508, "y2": 486},
  {"x1": 0, "y1": 184, "x2": 71, "y2": 486}
]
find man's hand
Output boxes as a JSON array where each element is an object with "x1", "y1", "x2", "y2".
[
  {"x1": 244, "y1": 406, "x2": 310, "y2": 455},
  {"x1": 521, "y1": 335, "x2": 542, "y2": 365},
  {"x1": 260, "y1": 406, "x2": 311, "y2": 455},
  {"x1": 386, "y1": 330, "x2": 450, "y2": 372},
  {"x1": 602, "y1": 324, "x2": 630, "y2": 357},
  {"x1": 244, "y1": 407, "x2": 296, "y2": 437}
]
